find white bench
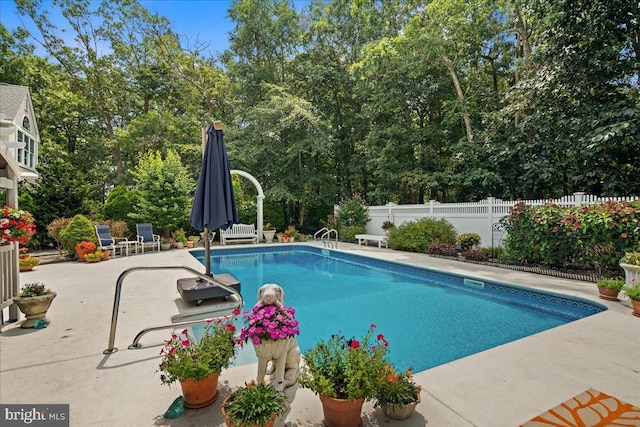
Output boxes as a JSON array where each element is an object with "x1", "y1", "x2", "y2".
[
  {"x1": 220, "y1": 224, "x2": 257, "y2": 246},
  {"x1": 355, "y1": 234, "x2": 388, "y2": 248}
]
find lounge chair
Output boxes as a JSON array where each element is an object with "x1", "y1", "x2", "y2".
[
  {"x1": 95, "y1": 225, "x2": 126, "y2": 257},
  {"x1": 136, "y1": 223, "x2": 161, "y2": 253}
]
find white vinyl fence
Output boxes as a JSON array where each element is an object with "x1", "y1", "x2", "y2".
[{"x1": 365, "y1": 192, "x2": 639, "y2": 249}]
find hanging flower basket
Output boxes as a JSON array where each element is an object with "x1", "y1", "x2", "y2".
[{"x1": 1, "y1": 206, "x2": 36, "y2": 245}]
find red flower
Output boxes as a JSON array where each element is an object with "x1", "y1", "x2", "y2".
[{"x1": 349, "y1": 339, "x2": 360, "y2": 349}]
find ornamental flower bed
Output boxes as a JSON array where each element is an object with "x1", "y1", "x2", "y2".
[
  {"x1": 239, "y1": 303, "x2": 300, "y2": 345},
  {"x1": 1, "y1": 206, "x2": 36, "y2": 245}
]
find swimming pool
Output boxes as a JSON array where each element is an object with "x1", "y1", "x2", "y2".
[{"x1": 191, "y1": 245, "x2": 605, "y2": 372}]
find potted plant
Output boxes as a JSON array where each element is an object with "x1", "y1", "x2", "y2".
[
  {"x1": 623, "y1": 279, "x2": 640, "y2": 317},
  {"x1": 83, "y1": 251, "x2": 103, "y2": 263},
  {"x1": 239, "y1": 301, "x2": 301, "y2": 389},
  {"x1": 374, "y1": 366, "x2": 422, "y2": 420},
  {"x1": 299, "y1": 325, "x2": 390, "y2": 427},
  {"x1": 187, "y1": 235, "x2": 200, "y2": 248},
  {"x1": 158, "y1": 316, "x2": 238, "y2": 409},
  {"x1": 239, "y1": 302, "x2": 300, "y2": 346},
  {"x1": 172, "y1": 229, "x2": 188, "y2": 249},
  {"x1": 276, "y1": 233, "x2": 284, "y2": 243},
  {"x1": 262, "y1": 223, "x2": 276, "y2": 242},
  {"x1": 75, "y1": 240, "x2": 97, "y2": 262},
  {"x1": 12, "y1": 282, "x2": 57, "y2": 328},
  {"x1": 284, "y1": 226, "x2": 299, "y2": 243},
  {"x1": 620, "y1": 252, "x2": 640, "y2": 286},
  {"x1": 595, "y1": 278, "x2": 625, "y2": 301},
  {"x1": 19, "y1": 255, "x2": 40, "y2": 272},
  {"x1": 221, "y1": 381, "x2": 287, "y2": 427},
  {"x1": 160, "y1": 239, "x2": 172, "y2": 250}
]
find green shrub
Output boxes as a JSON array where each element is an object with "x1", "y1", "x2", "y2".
[
  {"x1": 47, "y1": 217, "x2": 73, "y2": 255},
  {"x1": 389, "y1": 218, "x2": 456, "y2": 253},
  {"x1": 59, "y1": 214, "x2": 97, "y2": 256},
  {"x1": 480, "y1": 247, "x2": 504, "y2": 259},
  {"x1": 456, "y1": 233, "x2": 481, "y2": 251},
  {"x1": 427, "y1": 242, "x2": 458, "y2": 256},
  {"x1": 596, "y1": 278, "x2": 625, "y2": 290},
  {"x1": 336, "y1": 195, "x2": 369, "y2": 229},
  {"x1": 339, "y1": 225, "x2": 365, "y2": 243},
  {"x1": 501, "y1": 200, "x2": 640, "y2": 269},
  {"x1": 103, "y1": 186, "x2": 141, "y2": 235}
]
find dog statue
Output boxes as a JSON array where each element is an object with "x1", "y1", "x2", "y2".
[{"x1": 253, "y1": 284, "x2": 301, "y2": 391}]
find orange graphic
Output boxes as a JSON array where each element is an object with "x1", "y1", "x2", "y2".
[{"x1": 521, "y1": 388, "x2": 640, "y2": 427}]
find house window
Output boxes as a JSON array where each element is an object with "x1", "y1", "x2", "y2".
[
  {"x1": 16, "y1": 130, "x2": 36, "y2": 170},
  {"x1": 22, "y1": 116, "x2": 31, "y2": 131}
]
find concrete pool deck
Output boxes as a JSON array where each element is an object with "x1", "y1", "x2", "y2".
[{"x1": 1, "y1": 242, "x2": 639, "y2": 426}]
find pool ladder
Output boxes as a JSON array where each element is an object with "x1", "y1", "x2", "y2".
[{"x1": 314, "y1": 227, "x2": 338, "y2": 249}]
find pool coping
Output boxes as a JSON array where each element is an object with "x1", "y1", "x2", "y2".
[{"x1": 1, "y1": 241, "x2": 638, "y2": 427}]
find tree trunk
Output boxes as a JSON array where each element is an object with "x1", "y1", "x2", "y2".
[{"x1": 442, "y1": 55, "x2": 473, "y2": 142}]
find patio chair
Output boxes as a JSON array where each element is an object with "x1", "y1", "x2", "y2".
[
  {"x1": 136, "y1": 223, "x2": 160, "y2": 253},
  {"x1": 94, "y1": 225, "x2": 125, "y2": 257}
]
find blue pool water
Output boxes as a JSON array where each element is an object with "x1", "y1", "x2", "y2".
[{"x1": 191, "y1": 246, "x2": 605, "y2": 372}]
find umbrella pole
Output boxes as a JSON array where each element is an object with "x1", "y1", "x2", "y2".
[{"x1": 204, "y1": 227, "x2": 211, "y2": 276}]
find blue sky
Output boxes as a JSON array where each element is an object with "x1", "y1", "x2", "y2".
[{"x1": 0, "y1": 0, "x2": 309, "y2": 57}]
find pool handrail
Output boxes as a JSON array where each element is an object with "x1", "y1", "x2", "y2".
[{"x1": 103, "y1": 265, "x2": 243, "y2": 354}]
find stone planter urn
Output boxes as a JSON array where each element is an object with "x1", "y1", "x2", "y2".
[
  {"x1": 13, "y1": 292, "x2": 57, "y2": 328},
  {"x1": 263, "y1": 229, "x2": 276, "y2": 242},
  {"x1": 620, "y1": 263, "x2": 640, "y2": 286}
]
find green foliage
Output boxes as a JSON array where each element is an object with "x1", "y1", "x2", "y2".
[
  {"x1": 596, "y1": 278, "x2": 625, "y2": 291},
  {"x1": 59, "y1": 214, "x2": 97, "y2": 256},
  {"x1": 233, "y1": 175, "x2": 257, "y2": 226},
  {"x1": 131, "y1": 150, "x2": 194, "y2": 236},
  {"x1": 223, "y1": 381, "x2": 287, "y2": 425},
  {"x1": 19, "y1": 282, "x2": 50, "y2": 297},
  {"x1": 481, "y1": 247, "x2": 504, "y2": 259},
  {"x1": 339, "y1": 226, "x2": 365, "y2": 243},
  {"x1": 103, "y1": 186, "x2": 140, "y2": 235},
  {"x1": 621, "y1": 252, "x2": 640, "y2": 266},
  {"x1": 299, "y1": 325, "x2": 389, "y2": 401},
  {"x1": 19, "y1": 256, "x2": 40, "y2": 267},
  {"x1": 5, "y1": 0, "x2": 639, "y2": 229},
  {"x1": 623, "y1": 281, "x2": 640, "y2": 302},
  {"x1": 46, "y1": 217, "x2": 73, "y2": 255},
  {"x1": 336, "y1": 195, "x2": 369, "y2": 229},
  {"x1": 456, "y1": 233, "x2": 481, "y2": 251},
  {"x1": 263, "y1": 200, "x2": 285, "y2": 232},
  {"x1": 389, "y1": 218, "x2": 457, "y2": 253},
  {"x1": 502, "y1": 201, "x2": 640, "y2": 269}
]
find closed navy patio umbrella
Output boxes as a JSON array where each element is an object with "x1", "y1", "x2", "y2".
[{"x1": 189, "y1": 121, "x2": 239, "y2": 275}]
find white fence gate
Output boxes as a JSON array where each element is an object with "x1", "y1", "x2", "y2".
[{"x1": 365, "y1": 192, "x2": 639, "y2": 248}]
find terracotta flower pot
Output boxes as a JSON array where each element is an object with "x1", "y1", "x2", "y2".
[
  {"x1": 19, "y1": 265, "x2": 33, "y2": 272},
  {"x1": 12, "y1": 292, "x2": 57, "y2": 328},
  {"x1": 220, "y1": 395, "x2": 277, "y2": 427},
  {"x1": 597, "y1": 286, "x2": 620, "y2": 301},
  {"x1": 180, "y1": 372, "x2": 219, "y2": 409},
  {"x1": 319, "y1": 395, "x2": 364, "y2": 427},
  {"x1": 632, "y1": 300, "x2": 640, "y2": 318},
  {"x1": 186, "y1": 241, "x2": 195, "y2": 249},
  {"x1": 101, "y1": 250, "x2": 110, "y2": 261}
]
